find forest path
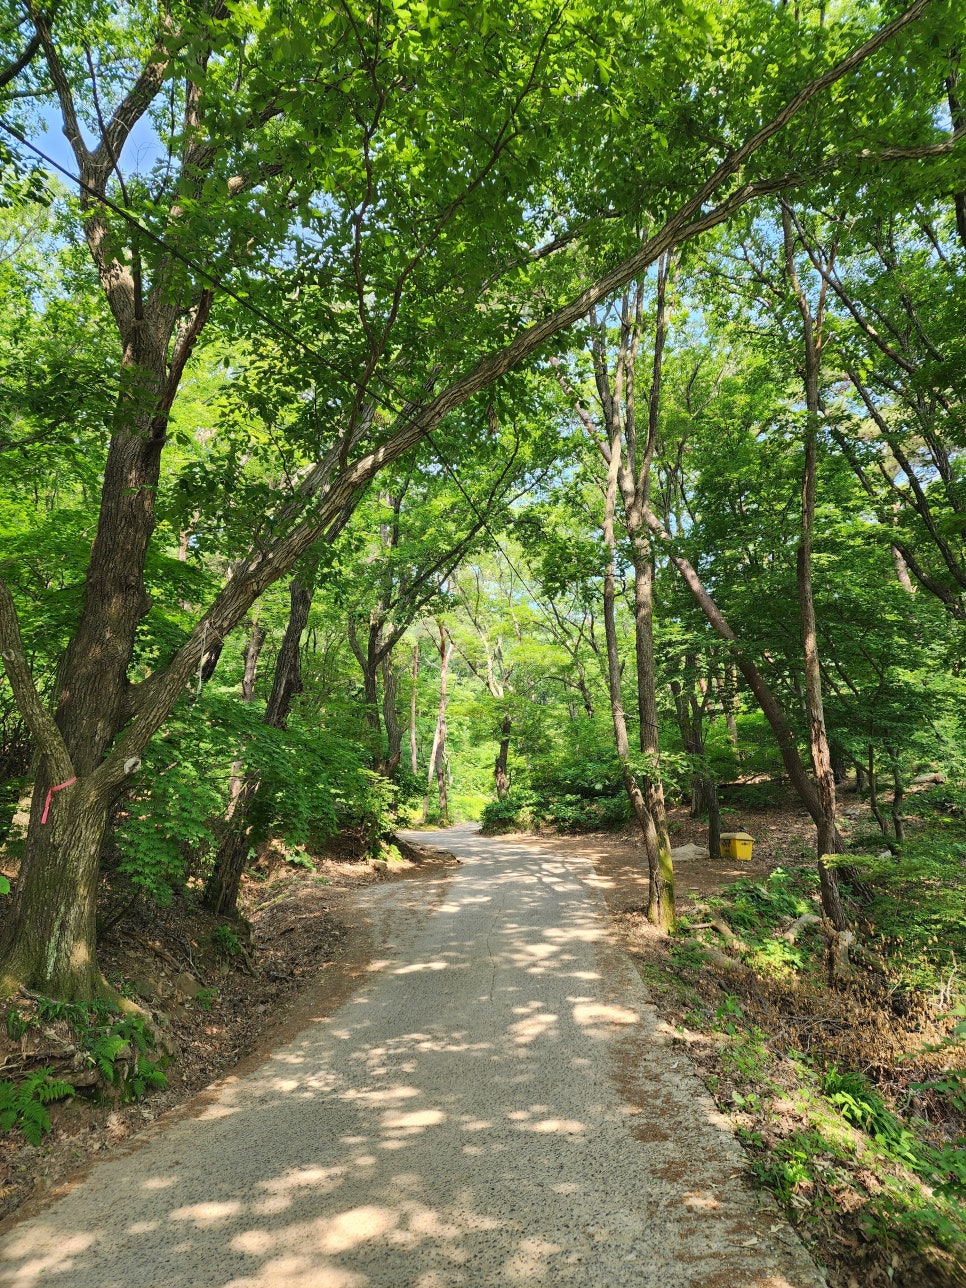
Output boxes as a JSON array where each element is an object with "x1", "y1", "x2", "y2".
[{"x1": 0, "y1": 825, "x2": 824, "y2": 1287}]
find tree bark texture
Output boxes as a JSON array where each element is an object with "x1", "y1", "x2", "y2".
[
  {"x1": 381, "y1": 655, "x2": 402, "y2": 776},
  {"x1": 409, "y1": 643, "x2": 419, "y2": 776},
  {"x1": 423, "y1": 631, "x2": 453, "y2": 823},
  {"x1": 494, "y1": 713, "x2": 512, "y2": 799},
  {"x1": 206, "y1": 578, "x2": 312, "y2": 918},
  {"x1": 600, "y1": 445, "x2": 656, "y2": 890}
]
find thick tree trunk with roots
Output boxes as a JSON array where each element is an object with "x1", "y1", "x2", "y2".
[
  {"x1": 0, "y1": 786, "x2": 108, "y2": 1000},
  {"x1": 0, "y1": 329, "x2": 181, "y2": 996}
]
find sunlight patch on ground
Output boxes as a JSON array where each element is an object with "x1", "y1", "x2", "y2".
[
  {"x1": 502, "y1": 1236, "x2": 564, "y2": 1282},
  {"x1": 226, "y1": 1255, "x2": 368, "y2": 1286},
  {"x1": 316, "y1": 1205, "x2": 399, "y2": 1253},
  {"x1": 572, "y1": 1000, "x2": 639, "y2": 1028},
  {"x1": 169, "y1": 1199, "x2": 242, "y2": 1227},
  {"x1": 254, "y1": 1166, "x2": 347, "y2": 1215},
  {"x1": 0, "y1": 1230, "x2": 95, "y2": 1286},
  {"x1": 342, "y1": 1084, "x2": 421, "y2": 1106},
  {"x1": 506, "y1": 1010, "x2": 558, "y2": 1044},
  {"x1": 381, "y1": 1108, "x2": 445, "y2": 1133},
  {"x1": 524, "y1": 1117, "x2": 586, "y2": 1135},
  {"x1": 682, "y1": 1191, "x2": 721, "y2": 1210}
]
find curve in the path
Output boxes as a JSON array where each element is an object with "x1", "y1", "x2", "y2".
[{"x1": 0, "y1": 824, "x2": 825, "y2": 1287}]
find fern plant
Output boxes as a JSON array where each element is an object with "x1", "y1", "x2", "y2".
[
  {"x1": 0, "y1": 1068, "x2": 74, "y2": 1145},
  {"x1": 14, "y1": 995, "x2": 168, "y2": 1103}
]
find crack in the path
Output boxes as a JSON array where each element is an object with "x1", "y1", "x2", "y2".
[{"x1": 485, "y1": 880, "x2": 510, "y2": 1003}]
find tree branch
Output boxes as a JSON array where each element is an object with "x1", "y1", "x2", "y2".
[{"x1": 0, "y1": 576, "x2": 73, "y2": 781}]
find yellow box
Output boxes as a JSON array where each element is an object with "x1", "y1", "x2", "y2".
[{"x1": 719, "y1": 831, "x2": 754, "y2": 861}]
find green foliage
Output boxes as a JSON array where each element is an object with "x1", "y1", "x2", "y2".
[
  {"x1": 281, "y1": 845, "x2": 315, "y2": 871},
  {"x1": 822, "y1": 1067, "x2": 918, "y2": 1165},
  {"x1": 668, "y1": 940, "x2": 711, "y2": 971},
  {"x1": 0, "y1": 1068, "x2": 74, "y2": 1146},
  {"x1": 715, "y1": 867, "x2": 816, "y2": 932},
  {"x1": 480, "y1": 789, "x2": 538, "y2": 834},
  {"x1": 113, "y1": 690, "x2": 241, "y2": 904},
  {"x1": 748, "y1": 1129, "x2": 828, "y2": 1207},
  {"x1": 838, "y1": 819, "x2": 966, "y2": 990},
  {"x1": 480, "y1": 783, "x2": 629, "y2": 834},
  {"x1": 212, "y1": 924, "x2": 241, "y2": 959}
]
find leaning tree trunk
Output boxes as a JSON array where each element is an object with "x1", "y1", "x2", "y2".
[
  {"x1": 206, "y1": 576, "x2": 313, "y2": 918},
  {"x1": 644, "y1": 509, "x2": 828, "y2": 826}
]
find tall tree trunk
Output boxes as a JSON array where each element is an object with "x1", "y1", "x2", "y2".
[
  {"x1": 423, "y1": 631, "x2": 453, "y2": 823},
  {"x1": 798, "y1": 416, "x2": 845, "y2": 927},
  {"x1": 889, "y1": 750, "x2": 905, "y2": 843},
  {"x1": 867, "y1": 745, "x2": 891, "y2": 841},
  {"x1": 494, "y1": 713, "x2": 512, "y2": 799},
  {"x1": 722, "y1": 670, "x2": 740, "y2": 748},
  {"x1": 628, "y1": 535, "x2": 675, "y2": 930},
  {"x1": 601, "y1": 454, "x2": 657, "y2": 900},
  {"x1": 380, "y1": 654, "x2": 402, "y2": 776},
  {"x1": 348, "y1": 619, "x2": 382, "y2": 744},
  {"x1": 783, "y1": 204, "x2": 845, "y2": 930},
  {"x1": 225, "y1": 620, "x2": 267, "y2": 820},
  {"x1": 690, "y1": 692, "x2": 721, "y2": 860},
  {"x1": 206, "y1": 577, "x2": 312, "y2": 918},
  {"x1": 409, "y1": 642, "x2": 419, "y2": 776},
  {"x1": 673, "y1": 677, "x2": 720, "y2": 858}
]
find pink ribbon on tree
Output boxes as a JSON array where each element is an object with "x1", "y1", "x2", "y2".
[{"x1": 40, "y1": 777, "x2": 76, "y2": 825}]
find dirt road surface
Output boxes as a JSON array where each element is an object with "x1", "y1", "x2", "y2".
[{"x1": 0, "y1": 825, "x2": 825, "y2": 1287}]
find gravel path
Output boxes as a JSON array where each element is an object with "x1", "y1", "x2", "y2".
[{"x1": 0, "y1": 825, "x2": 825, "y2": 1287}]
